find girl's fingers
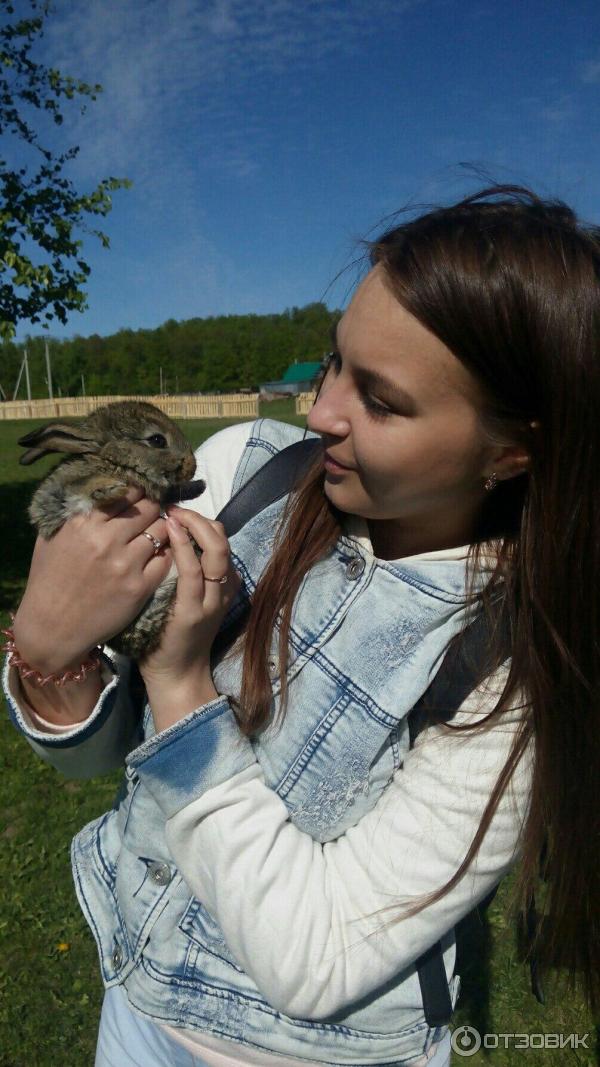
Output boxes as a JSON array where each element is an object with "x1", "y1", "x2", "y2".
[
  {"x1": 89, "y1": 487, "x2": 164, "y2": 544},
  {"x1": 137, "y1": 522, "x2": 172, "y2": 577},
  {"x1": 165, "y1": 513, "x2": 202, "y2": 576},
  {"x1": 167, "y1": 508, "x2": 230, "y2": 563},
  {"x1": 135, "y1": 517, "x2": 168, "y2": 555},
  {"x1": 165, "y1": 509, "x2": 233, "y2": 597},
  {"x1": 112, "y1": 497, "x2": 164, "y2": 542}
]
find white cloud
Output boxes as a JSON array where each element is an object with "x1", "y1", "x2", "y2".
[
  {"x1": 37, "y1": 0, "x2": 426, "y2": 190},
  {"x1": 13, "y1": 0, "x2": 430, "y2": 335}
]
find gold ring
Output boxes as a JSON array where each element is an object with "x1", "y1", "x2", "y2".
[
  {"x1": 143, "y1": 532, "x2": 163, "y2": 555},
  {"x1": 203, "y1": 574, "x2": 228, "y2": 584}
]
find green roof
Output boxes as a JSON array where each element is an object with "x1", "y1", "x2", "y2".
[{"x1": 281, "y1": 362, "x2": 322, "y2": 383}]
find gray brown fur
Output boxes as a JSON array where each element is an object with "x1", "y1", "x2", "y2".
[{"x1": 19, "y1": 401, "x2": 205, "y2": 659}]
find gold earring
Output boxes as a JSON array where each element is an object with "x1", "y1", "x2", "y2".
[{"x1": 484, "y1": 472, "x2": 498, "y2": 492}]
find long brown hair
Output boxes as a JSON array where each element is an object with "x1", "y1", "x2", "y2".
[{"x1": 237, "y1": 184, "x2": 600, "y2": 1011}]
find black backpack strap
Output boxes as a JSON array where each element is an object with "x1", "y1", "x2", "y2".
[
  {"x1": 408, "y1": 607, "x2": 507, "y2": 747},
  {"x1": 416, "y1": 940, "x2": 455, "y2": 1028},
  {"x1": 210, "y1": 436, "x2": 321, "y2": 662},
  {"x1": 409, "y1": 604, "x2": 509, "y2": 1027},
  {"x1": 216, "y1": 437, "x2": 322, "y2": 536}
]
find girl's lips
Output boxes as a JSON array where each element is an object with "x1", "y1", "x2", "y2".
[{"x1": 324, "y1": 452, "x2": 354, "y2": 474}]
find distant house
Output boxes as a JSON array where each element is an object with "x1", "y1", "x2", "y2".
[{"x1": 260, "y1": 360, "x2": 323, "y2": 398}]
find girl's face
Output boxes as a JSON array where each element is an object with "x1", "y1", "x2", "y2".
[{"x1": 307, "y1": 266, "x2": 512, "y2": 557}]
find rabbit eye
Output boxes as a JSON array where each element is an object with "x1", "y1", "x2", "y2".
[{"x1": 147, "y1": 433, "x2": 168, "y2": 449}]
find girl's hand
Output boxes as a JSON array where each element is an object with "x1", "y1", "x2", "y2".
[
  {"x1": 12, "y1": 487, "x2": 172, "y2": 675},
  {"x1": 138, "y1": 506, "x2": 241, "y2": 731}
]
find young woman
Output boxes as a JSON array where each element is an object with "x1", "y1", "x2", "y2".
[{"x1": 4, "y1": 184, "x2": 599, "y2": 1066}]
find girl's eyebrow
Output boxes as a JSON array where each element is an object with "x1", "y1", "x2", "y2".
[{"x1": 331, "y1": 320, "x2": 418, "y2": 415}]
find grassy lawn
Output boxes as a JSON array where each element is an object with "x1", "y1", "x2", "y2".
[{"x1": 0, "y1": 401, "x2": 597, "y2": 1065}]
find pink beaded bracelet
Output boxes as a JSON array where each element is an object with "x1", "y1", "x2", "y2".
[{"x1": 1, "y1": 617, "x2": 102, "y2": 687}]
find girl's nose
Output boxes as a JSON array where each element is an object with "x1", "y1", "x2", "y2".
[{"x1": 306, "y1": 386, "x2": 351, "y2": 438}]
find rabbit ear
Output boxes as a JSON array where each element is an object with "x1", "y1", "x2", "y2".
[{"x1": 18, "y1": 423, "x2": 100, "y2": 466}]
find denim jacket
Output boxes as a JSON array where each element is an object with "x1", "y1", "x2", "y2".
[{"x1": 5, "y1": 419, "x2": 529, "y2": 1066}]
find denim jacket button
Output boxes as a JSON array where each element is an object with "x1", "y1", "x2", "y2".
[
  {"x1": 268, "y1": 659, "x2": 278, "y2": 677},
  {"x1": 149, "y1": 861, "x2": 172, "y2": 886},
  {"x1": 111, "y1": 946, "x2": 123, "y2": 970},
  {"x1": 345, "y1": 556, "x2": 365, "y2": 580}
]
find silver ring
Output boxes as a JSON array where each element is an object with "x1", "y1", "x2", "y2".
[
  {"x1": 143, "y1": 531, "x2": 163, "y2": 556},
  {"x1": 203, "y1": 574, "x2": 228, "y2": 584}
]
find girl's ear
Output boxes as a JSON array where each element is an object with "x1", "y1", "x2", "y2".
[
  {"x1": 487, "y1": 442, "x2": 533, "y2": 484},
  {"x1": 18, "y1": 423, "x2": 100, "y2": 465},
  {"x1": 485, "y1": 420, "x2": 539, "y2": 484}
]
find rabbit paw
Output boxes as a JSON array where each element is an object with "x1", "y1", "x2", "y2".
[{"x1": 90, "y1": 481, "x2": 129, "y2": 503}]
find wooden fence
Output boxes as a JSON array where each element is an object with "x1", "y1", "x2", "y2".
[
  {"x1": 0, "y1": 393, "x2": 260, "y2": 421},
  {"x1": 295, "y1": 391, "x2": 316, "y2": 415}
]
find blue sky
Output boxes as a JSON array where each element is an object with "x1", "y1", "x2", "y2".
[{"x1": 9, "y1": 0, "x2": 600, "y2": 341}]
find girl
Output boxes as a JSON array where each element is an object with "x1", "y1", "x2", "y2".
[{"x1": 4, "y1": 184, "x2": 599, "y2": 1066}]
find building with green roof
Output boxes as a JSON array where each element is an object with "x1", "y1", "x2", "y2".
[{"x1": 260, "y1": 360, "x2": 323, "y2": 397}]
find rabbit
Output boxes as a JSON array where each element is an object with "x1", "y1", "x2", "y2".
[{"x1": 18, "y1": 400, "x2": 206, "y2": 659}]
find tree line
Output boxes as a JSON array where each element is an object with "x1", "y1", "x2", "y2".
[{"x1": 0, "y1": 302, "x2": 338, "y2": 399}]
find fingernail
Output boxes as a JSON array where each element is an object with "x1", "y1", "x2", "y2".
[{"x1": 166, "y1": 514, "x2": 182, "y2": 529}]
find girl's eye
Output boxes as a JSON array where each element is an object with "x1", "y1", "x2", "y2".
[
  {"x1": 361, "y1": 395, "x2": 394, "y2": 419},
  {"x1": 322, "y1": 349, "x2": 395, "y2": 419}
]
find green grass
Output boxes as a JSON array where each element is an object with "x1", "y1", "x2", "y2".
[{"x1": 0, "y1": 404, "x2": 598, "y2": 1064}]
